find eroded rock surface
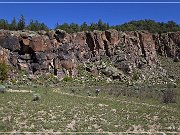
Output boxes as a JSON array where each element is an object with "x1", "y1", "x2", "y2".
[{"x1": 0, "y1": 29, "x2": 178, "y2": 81}]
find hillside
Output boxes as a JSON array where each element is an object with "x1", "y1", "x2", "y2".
[{"x1": 0, "y1": 28, "x2": 180, "y2": 133}]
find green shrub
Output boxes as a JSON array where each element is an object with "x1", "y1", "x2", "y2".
[
  {"x1": 62, "y1": 76, "x2": 73, "y2": 82},
  {"x1": 0, "y1": 63, "x2": 9, "y2": 81},
  {"x1": 11, "y1": 79, "x2": 17, "y2": 85},
  {"x1": 132, "y1": 71, "x2": 140, "y2": 81},
  {"x1": 162, "y1": 89, "x2": 176, "y2": 104}
]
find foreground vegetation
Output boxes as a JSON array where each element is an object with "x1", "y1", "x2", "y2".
[{"x1": 0, "y1": 81, "x2": 180, "y2": 133}]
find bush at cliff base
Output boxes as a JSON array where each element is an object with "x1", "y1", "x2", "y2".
[{"x1": 0, "y1": 63, "x2": 9, "y2": 81}]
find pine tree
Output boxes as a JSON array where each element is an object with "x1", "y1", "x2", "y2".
[
  {"x1": 98, "y1": 19, "x2": 103, "y2": 30},
  {"x1": 18, "y1": 15, "x2": 26, "y2": 30},
  {"x1": 80, "y1": 22, "x2": 88, "y2": 31},
  {"x1": 9, "y1": 17, "x2": 17, "y2": 30},
  {"x1": 27, "y1": 19, "x2": 35, "y2": 31},
  {"x1": 0, "y1": 19, "x2": 9, "y2": 30}
]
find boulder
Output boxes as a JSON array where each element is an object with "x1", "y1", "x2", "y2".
[
  {"x1": 101, "y1": 66, "x2": 125, "y2": 80},
  {"x1": 28, "y1": 35, "x2": 51, "y2": 52},
  {"x1": 0, "y1": 34, "x2": 20, "y2": 51},
  {"x1": 30, "y1": 36, "x2": 45, "y2": 52}
]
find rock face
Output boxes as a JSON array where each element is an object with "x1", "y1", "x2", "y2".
[
  {"x1": 0, "y1": 29, "x2": 175, "y2": 79},
  {"x1": 154, "y1": 32, "x2": 180, "y2": 61}
]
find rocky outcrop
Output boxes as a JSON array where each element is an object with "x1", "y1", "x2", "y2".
[
  {"x1": 0, "y1": 29, "x2": 167, "y2": 79},
  {"x1": 154, "y1": 32, "x2": 180, "y2": 62}
]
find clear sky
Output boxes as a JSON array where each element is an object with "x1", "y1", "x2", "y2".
[{"x1": 0, "y1": 0, "x2": 180, "y2": 28}]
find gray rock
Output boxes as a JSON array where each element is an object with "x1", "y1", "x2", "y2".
[
  {"x1": 32, "y1": 93, "x2": 41, "y2": 101},
  {"x1": 0, "y1": 35, "x2": 20, "y2": 51},
  {"x1": 0, "y1": 85, "x2": 6, "y2": 93}
]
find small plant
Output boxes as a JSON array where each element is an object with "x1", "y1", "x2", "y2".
[
  {"x1": 162, "y1": 89, "x2": 176, "y2": 104},
  {"x1": 95, "y1": 89, "x2": 100, "y2": 96},
  {"x1": 132, "y1": 71, "x2": 140, "y2": 81},
  {"x1": 0, "y1": 63, "x2": 9, "y2": 81},
  {"x1": 62, "y1": 76, "x2": 73, "y2": 82},
  {"x1": 11, "y1": 79, "x2": 17, "y2": 85}
]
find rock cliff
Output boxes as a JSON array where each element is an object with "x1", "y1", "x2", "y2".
[{"x1": 0, "y1": 29, "x2": 179, "y2": 82}]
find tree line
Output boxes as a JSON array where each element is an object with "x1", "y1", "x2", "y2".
[
  {"x1": 0, "y1": 15, "x2": 49, "y2": 31},
  {"x1": 0, "y1": 15, "x2": 180, "y2": 33}
]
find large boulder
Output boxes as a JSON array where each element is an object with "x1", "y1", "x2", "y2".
[
  {"x1": 29, "y1": 35, "x2": 51, "y2": 52},
  {"x1": 0, "y1": 30, "x2": 20, "y2": 51}
]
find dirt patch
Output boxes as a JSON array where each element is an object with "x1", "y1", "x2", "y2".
[{"x1": 7, "y1": 89, "x2": 33, "y2": 93}]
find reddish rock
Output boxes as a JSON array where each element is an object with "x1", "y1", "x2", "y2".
[
  {"x1": 0, "y1": 29, "x2": 165, "y2": 76},
  {"x1": 105, "y1": 29, "x2": 120, "y2": 45},
  {"x1": 139, "y1": 31, "x2": 156, "y2": 65},
  {"x1": 22, "y1": 38, "x2": 30, "y2": 46},
  {"x1": 85, "y1": 31, "x2": 106, "y2": 56},
  {"x1": 30, "y1": 36, "x2": 45, "y2": 52},
  {"x1": 29, "y1": 36, "x2": 51, "y2": 52}
]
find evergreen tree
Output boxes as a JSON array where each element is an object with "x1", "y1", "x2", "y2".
[
  {"x1": 9, "y1": 17, "x2": 17, "y2": 30},
  {"x1": 39, "y1": 22, "x2": 49, "y2": 31},
  {"x1": 17, "y1": 15, "x2": 26, "y2": 30},
  {"x1": 27, "y1": 19, "x2": 35, "y2": 31},
  {"x1": 98, "y1": 19, "x2": 103, "y2": 30},
  {"x1": 80, "y1": 22, "x2": 88, "y2": 31},
  {"x1": 0, "y1": 19, "x2": 9, "y2": 30},
  {"x1": 27, "y1": 19, "x2": 49, "y2": 31},
  {"x1": 55, "y1": 23, "x2": 70, "y2": 32},
  {"x1": 69, "y1": 23, "x2": 79, "y2": 33},
  {"x1": 90, "y1": 23, "x2": 98, "y2": 31}
]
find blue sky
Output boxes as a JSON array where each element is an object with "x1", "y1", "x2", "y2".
[{"x1": 0, "y1": 1, "x2": 180, "y2": 28}]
